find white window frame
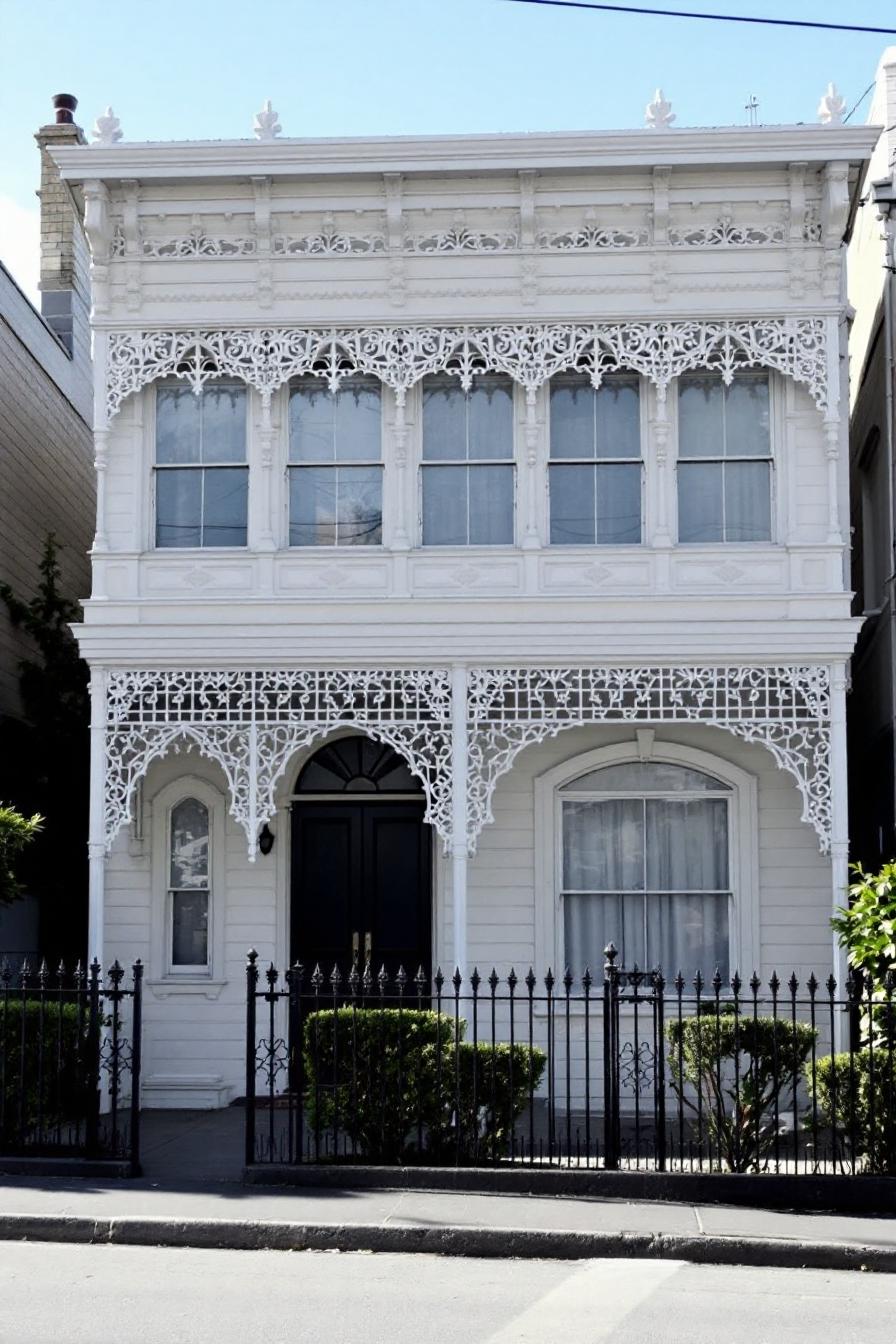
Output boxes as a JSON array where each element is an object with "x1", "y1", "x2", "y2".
[
  {"x1": 149, "y1": 775, "x2": 227, "y2": 992},
  {"x1": 546, "y1": 372, "x2": 646, "y2": 547},
  {"x1": 150, "y1": 379, "x2": 250, "y2": 553},
  {"x1": 672, "y1": 370, "x2": 780, "y2": 547},
  {"x1": 534, "y1": 740, "x2": 759, "y2": 997},
  {"x1": 416, "y1": 373, "x2": 519, "y2": 548}
]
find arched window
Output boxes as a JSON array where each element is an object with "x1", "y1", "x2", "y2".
[
  {"x1": 296, "y1": 736, "x2": 420, "y2": 794},
  {"x1": 560, "y1": 760, "x2": 731, "y2": 977},
  {"x1": 169, "y1": 798, "x2": 210, "y2": 968}
]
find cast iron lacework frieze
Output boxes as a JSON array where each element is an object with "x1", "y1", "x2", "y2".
[
  {"x1": 104, "y1": 318, "x2": 834, "y2": 422},
  {"x1": 464, "y1": 666, "x2": 832, "y2": 853},
  {"x1": 103, "y1": 665, "x2": 833, "y2": 860},
  {"x1": 103, "y1": 668, "x2": 454, "y2": 858}
]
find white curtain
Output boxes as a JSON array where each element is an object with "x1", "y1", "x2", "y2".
[{"x1": 562, "y1": 791, "x2": 730, "y2": 978}]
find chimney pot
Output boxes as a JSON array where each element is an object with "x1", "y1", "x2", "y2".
[{"x1": 52, "y1": 94, "x2": 78, "y2": 125}]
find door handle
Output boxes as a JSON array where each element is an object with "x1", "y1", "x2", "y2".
[
  {"x1": 352, "y1": 930, "x2": 360, "y2": 962},
  {"x1": 364, "y1": 931, "x2": 372, "y2": 962}
]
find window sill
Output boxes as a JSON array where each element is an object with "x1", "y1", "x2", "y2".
[{"x1": 146, "y1": 978, "x2": 227, "y2": 1000}]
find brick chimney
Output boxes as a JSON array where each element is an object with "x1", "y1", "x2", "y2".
[{"x1": 34, "y1": 94, "x2": 89, "y2": 358}]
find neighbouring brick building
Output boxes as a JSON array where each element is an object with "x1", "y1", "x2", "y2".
[{"x1": 0, "y1": 96, "x2": 94, "y2": 960}]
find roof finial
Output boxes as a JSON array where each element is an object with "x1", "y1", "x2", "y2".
[
  {"x1": 817, "y1": 83, "x2": 846, "y2": 126},
  {"x1": 645, "y1": 89, "x2": 675, "y2": 130},
  {"x1": 253, "y1": 99, "x2": 282, "y2": 140},
  {"x1": 91, "y1": 107, "x2": 123, "y2": 145}
]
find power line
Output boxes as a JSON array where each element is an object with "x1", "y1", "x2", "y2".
[
  {"x1": 501, "y1": 0, "x2": 896, "y2": 36},
  {"x1": 843, "y1": 82, "x2": 876, "y2": 124}
]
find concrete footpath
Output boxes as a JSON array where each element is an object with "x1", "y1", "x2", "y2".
[{"x1": 0, "y1": 1176, "x2": 895, "y2": 1271}]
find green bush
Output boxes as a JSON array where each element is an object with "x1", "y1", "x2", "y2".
[
  {"x1": 0, "y1": 999, "x2": 92, "y2": 1144},
  {"x1": 303, "y1": 1007, "x2": 546, "y2": 1164},
  {"x1": 666, "y1": 1012, "x2": 816, "y2": 1172},
  {"x1": 808, "y1": 1050, "x2": 896, "y2": 1174}
]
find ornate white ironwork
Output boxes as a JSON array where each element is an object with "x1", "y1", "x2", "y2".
[
  {"x1": 104, "y1": 668, "x2": 454, "y2": 857},
  {"x1": 105, "y1": 317, "x2": 834, "y2": 421},
  {"x1": 669, "y1": 217, "x2": 787, "y2": 248},
  {"x1": 104, "y1": 664, "x2": 833, "y2": 860},
  {"x1": 465, "y1": 665, "x2": 832, "y2": 852},
  {"x1": 536, "y1": 225, "x2": 648, "y2": 250},
  {"x1": 404, "y1": 226, "x2": 519, "y2": 253}
]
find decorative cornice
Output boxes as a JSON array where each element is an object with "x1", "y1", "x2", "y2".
[
  {"x1": 51, "y1": 124, "x2": 880, "y2": 183},
  {"x1": 103, "y1": 317, "x2": 834, "y2": 422}
]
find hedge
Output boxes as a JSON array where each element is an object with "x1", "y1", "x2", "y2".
[{"x1": 303, "y1": 1006, "x2": 546, "y2": 1163}]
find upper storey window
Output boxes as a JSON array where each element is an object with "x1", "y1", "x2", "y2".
[
  {"x1": 421, "y1": 375, "x2": 514, "y2": 546},
  {"x1": 677, "y1": 373, "x2": 771, "y2": 543},
  {"x1": 155, "y1": 383, "x2": 248, "y2": 548},
  {"x1": 288, "y1": 378, "x2": 382, "y2": 546},
  {"x1": 549, "y1": 375, "x2": 641, "y2": 545}
]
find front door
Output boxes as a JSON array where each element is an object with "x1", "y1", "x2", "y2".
[{"x1": 291, "y1": 800, "x2": 432, "y2": 978}]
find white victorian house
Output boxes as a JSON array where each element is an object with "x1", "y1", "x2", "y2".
[{"x1": 52, "y1": 102, "x2": 877, "y2": 1108}]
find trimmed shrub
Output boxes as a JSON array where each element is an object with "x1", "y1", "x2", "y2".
[
  {"x1": 303, "y1": 1007, "x2": 546, "y2": 1164},
  {"x1": 808, "y1": 1050, "x2": 896, "y2": 1174},
  {"x1": 0, "y1": 999, "x2": 92, "y2": 1145},
  {"x1": 666, "y1": 1012, "x2": 816, "y2": 1172}
]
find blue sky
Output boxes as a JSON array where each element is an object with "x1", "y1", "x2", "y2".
[{"x1": 1, "y1": 0, "x2": 893, "y2": 300}]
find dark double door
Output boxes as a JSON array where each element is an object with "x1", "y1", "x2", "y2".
[{"x1": 290, "y1": 801, "x2": 432, "y2": 978}]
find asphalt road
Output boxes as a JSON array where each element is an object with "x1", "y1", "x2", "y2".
[{"x1": 2, "y1": 1242, "x2": 895, "y2": 1343}]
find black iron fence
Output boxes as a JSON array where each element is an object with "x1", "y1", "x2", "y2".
[
  {"x1": 246, "y1": 947, "x2": 895, "y2": 1176},
  {"x1": 0, "y1": 957, "x2": 143, "y2": 1172}
]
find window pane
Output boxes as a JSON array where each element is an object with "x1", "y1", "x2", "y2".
[
  {"x1": 646, "y1": 798, "x2": 729, "y2": 891},
  {"x1": 564, "y1": 893, "x2": 645, "y2": 972},
  {"x1": 202, "y1": 467, "x2": 248, "y2": 547},
  {"x1": 647, "y1": 894, "x2": 729, "y2": 980},
  {"x1": 469, "y1": 464, "x2": 513, "y2": 544},
  {"x1": 550, "y1": 464, "x2": 596, "y2": 544},
  {"x1": 724, "y1": 461, "x2": 771, "y2": 542},
  {"x1": 200, "y1": 385, "x2": 246, "y2": 463},
  {"x1": 156, "y1": 386, "x2": 200, "y2": 464},
  {"x1": 333, "y1": 381, "x2": 382, "y2": 462},
  {"x1": 290, "y1": 466, "x2": 337, "y2": 546},
  {"x1": 156, "y1": 468, "x2": 201, "y2": 547},
  {"x1": 468, "y1": 378, "x2": 514, "y2": 460},
  {"x1": 550, "y1": 379, "x2": 594, "y2": 460},
  {"x1": 172, "y1": 891, "x2": 209, "y2": 967},
  {"x1": 678, "y1": 462, "x2": 723, "y2": 543},
  {"x1": 596, "y1": 379, "x2": 640, "y2": 460},
  {"x1": 422, "y1": 465, "x2": 467, "y2": 545},
  {"x1": 725, "y1": 376, "x2": 769, "y2": 458},
  {"x1": 562, "y1": 799, "x2": 644, "y2": 891},
  {"x1": 563, "y1": 762, "x2": 729, "y2": 793},
  {"x1": 170, "y1": 799, "x2": 209, "y2": 887},
  {"x1": 337, "y1": 467, "x2": 382, "y2": 545},
  {"x1": 289, "y1": 382, "x2": 335, "y2": 463},
  {"x1": 678, "y1": 377, "x2": 723, "y2": 460},
  {"x1": 595, "y1": 463, "x2": 641, "y2": 544},
  {"x1": 422, "y1": 380, "x2": 466, "y2": 462}
]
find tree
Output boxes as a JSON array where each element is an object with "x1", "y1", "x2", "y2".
[
  {"x1": 0, "y1": 536, "x2": 89, "y2": 959},
  {"x1": 0, "y1": 805, "x2": 42, "y2": 906}
]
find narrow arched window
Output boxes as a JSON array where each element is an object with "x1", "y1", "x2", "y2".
[
  {"x1": 169, "y1": 798, "x2": 210, "y2": 968},
  {"x1": 560, "y1": 761, "x2": 731, "y2": 978}
]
